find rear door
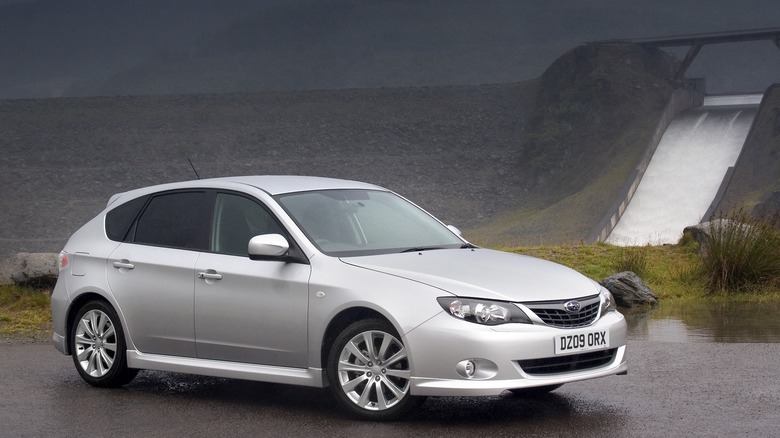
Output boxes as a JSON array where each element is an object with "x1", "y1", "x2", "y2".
[{"x1": 106, "y1": 190, "x2": 212, "y2": 357}]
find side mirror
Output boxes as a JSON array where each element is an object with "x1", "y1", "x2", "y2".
[{"x1": 248, "y1": 234, "x2": 289, "y2": 258}]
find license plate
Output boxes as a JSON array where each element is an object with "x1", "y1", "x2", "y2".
[{"x1": 555, "y1": 330, "x2": 609, "y2": 355}]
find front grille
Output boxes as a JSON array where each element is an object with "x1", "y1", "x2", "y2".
[
  {"x1": 517, "y1": 349, "x2": 617, "y2": 375},
  {"x1": 523, "y1": 294, "x2": 600, "y2": 328}
]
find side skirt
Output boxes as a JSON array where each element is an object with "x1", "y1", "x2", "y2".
[{"x1": 126, "y1": 350, "x2": 325, "y2": 387}]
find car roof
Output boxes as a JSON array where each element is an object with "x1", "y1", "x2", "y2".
[
  {"x1": 223, "y1": 175, "x2": 383, "y2": 195},
  {"x1": 107, "y1": 175, "x2": 385, "y2": 206}
]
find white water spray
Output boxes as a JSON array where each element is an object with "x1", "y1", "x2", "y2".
[{"x1": 607, "y1": 94, "x2": 761, "y2": 246}]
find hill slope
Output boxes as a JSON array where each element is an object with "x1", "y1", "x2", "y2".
[
  {"x1": 716, "y1": 84, "x2": 780, "y2": 216},
  {"x1": 0, "y1": 84, "x2": 532, "y2": 260},
  {"x1": 1, "y1": 43, "x2": 684, "y2": 259},
  {"x1": 471, "y1": 43, "x2": 678, "y2": 245}
]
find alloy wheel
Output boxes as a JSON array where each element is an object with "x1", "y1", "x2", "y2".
[
  {"x1": 74, "y1": 309, "x2": 118, "y2": 378},
  {"x1": 335, "y1": 329, "x2": 411, "y2": 411}
]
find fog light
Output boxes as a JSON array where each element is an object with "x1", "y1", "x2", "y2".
[
  {"x1": 456, "y1": 359, "x2": 477, "y2": 379},
  {"x1": 455, "y1": 359, "x2": 499, "y2": 380},
  {"x1": 465, "y1": 360, "x2": 475, "y2": 377}
]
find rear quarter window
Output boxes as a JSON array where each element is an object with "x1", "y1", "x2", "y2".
[{"x1": 105, "y1": 195, "x2": 149, "y2": 242}]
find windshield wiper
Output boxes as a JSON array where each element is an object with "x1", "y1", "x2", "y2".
[{"x1": 400, "y1": 246, "x2": 447, "y2": 253}]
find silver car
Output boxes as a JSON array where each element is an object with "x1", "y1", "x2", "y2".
[{"x1": 51, "y1": 175, "x2": 627, "y2": 420}]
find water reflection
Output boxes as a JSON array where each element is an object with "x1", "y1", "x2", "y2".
[{"x1": 625, "y1": 301, "x2": 780, "y2": 343}]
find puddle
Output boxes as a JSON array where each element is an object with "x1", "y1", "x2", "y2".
[{"x1": 625, "y1": 301, "x2": 780, "y2": 343}]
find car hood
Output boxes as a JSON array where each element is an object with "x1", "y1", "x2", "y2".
[{"x1": 341, "y1": 248, "x2": 600, "y2": 302}]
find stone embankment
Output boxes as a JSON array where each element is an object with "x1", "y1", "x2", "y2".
[{"x1": 0, "y1": 253, "x2": 58, "y2": 287}]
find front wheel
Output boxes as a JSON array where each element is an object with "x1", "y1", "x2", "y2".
[
  {"x1": 70, "y1": 300, "x2": 138, "y2": 387},
  {"x1": 326, "y1": 319, "x2": 424, "y2": 420}
]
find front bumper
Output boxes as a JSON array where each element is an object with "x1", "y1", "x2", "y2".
[{"x1": 405, "y1": 310, "x2": 628, "y2": 396}]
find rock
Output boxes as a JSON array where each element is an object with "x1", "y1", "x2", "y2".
[
  {"x1": 0, "y1": 253, "x2": 59, "y2": 287},
  {"x1": 683, "y1": 220, "x2": 730, "y2": 247},
  {"x1": 682, "y1": 222, "x2": 712, "y2": 247},
  {"x1": 683, "y1": 219, "x2": 751, "y2": 251},
  {"x1": 600, "y1": 271, "x2": 657, "y2": 308}
]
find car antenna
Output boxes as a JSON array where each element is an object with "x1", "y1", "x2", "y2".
[{"x1": 187, "y1": 157, "x2": 201, "y2": 179}]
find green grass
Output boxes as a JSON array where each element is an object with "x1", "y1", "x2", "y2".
[
  {"x1": 0, "y1": 284, "x2": 52, "y2": 336},
  {"x1": 3, "y1": 236, "x2": 780, "y2": 338},
  {"x1": 699, "y1": 210, "x2": 780, "y2": 293},
  {"x1": 504, "y1": 239, "x2": 780, "y2": 301}
]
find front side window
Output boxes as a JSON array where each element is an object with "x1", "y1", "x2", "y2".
[
  {"x1": 211, "y1": 193, "x2": 285, "y2": 255},
  {"x1": 276, "y1": 189, "x2": 463, "y2": 256},
  {"x1": 133, "y1": 191, "x2": 211, "y2": 250}
]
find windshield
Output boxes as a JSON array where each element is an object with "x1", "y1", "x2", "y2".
[{"x1": 275, "y1": 189, "x2": 464, "y2": 256}]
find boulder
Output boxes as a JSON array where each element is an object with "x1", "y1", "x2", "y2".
[
  {"x1": 0, "y1": 253, "x2": 59, "y2": 287},
  {"x1": 682, "y1": 222, "x2": 713, "y2": 247},
  {"x1": 683, "y1": 219, "x2": 750, "y2": 250},
  {"x1": 600, "y1": 271, "x2": 657, "y2": 308}
]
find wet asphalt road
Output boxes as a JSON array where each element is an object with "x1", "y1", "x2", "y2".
[{"x1": 1, "y1": 340, "x2": 778, "y2": 437}]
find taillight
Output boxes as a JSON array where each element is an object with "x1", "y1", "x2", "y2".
[{"x1": 58, "y1": 251, "x2": 69, "y2": 272}]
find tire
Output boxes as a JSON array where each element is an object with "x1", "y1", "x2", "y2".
[
  {"x1": 70, "y1": 300, "x2": 138, "y2": 387},
  {"x1": 509, "y1": 384, "x2": 563, "y2": 396},
  {"x1": 326, "y1": 319, "x2": 425, "y2": 421}
]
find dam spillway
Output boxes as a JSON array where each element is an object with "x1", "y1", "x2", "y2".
[{"x1": 607, "y1": 94, "x2": 762, "y2": 246}]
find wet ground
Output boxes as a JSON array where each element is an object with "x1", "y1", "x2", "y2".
[
  {"x1": 2, "y1": 341, "x2": 778, "y2": 437},
  {"x1": 2, "y1": 303, "x2": 778, "y2": 436}
]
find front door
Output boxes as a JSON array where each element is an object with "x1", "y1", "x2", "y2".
[
  {"x1": 193, "y1": 192, "x2": 311, "y2": 367},
  {"x1": 194, "y1": 253, "x2": 310, "y2": 367}
]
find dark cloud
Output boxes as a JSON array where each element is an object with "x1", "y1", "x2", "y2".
[{"x1": 1, "y1": 0, "x2": 778, "y2": 98}]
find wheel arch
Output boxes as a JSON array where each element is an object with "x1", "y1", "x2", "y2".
[
  {"x1": 320, "y1": 307, "x2": 393, "y2": 374},
  {"x1": 63, "y1": 292, "x2": 116, "y2": 355}
]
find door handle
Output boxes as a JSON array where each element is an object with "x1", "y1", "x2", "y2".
[
  {"x1": 113, "y1": 260, "x2": 135, "y2": 270},
  {"x1": 197, "y1": 271, "x2": 223, "y2": 281}
]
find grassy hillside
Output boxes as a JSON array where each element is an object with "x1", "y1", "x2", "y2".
[{"x1": 469, "y1": 43, "x2": 679, "y2": 246}]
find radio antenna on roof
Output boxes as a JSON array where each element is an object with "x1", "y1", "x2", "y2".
[{"x1": 187, "y1": 157, "x2": 201, "y2": 180}]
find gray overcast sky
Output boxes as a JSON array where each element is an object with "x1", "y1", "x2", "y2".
[{"x1": 1, "y1": 0, "x2": 778, "y2": 98}]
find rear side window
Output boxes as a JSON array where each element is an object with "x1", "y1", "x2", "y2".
[
  {"x1": 133, "y1": 191, "x2": 212, "y2": 250},
  {"x1": 105, "y1": 195, "x2": 148, "y2": 242}
]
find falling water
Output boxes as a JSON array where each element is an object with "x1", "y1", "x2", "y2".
[{"x1": 607, "y1": 94, "x2": 762, "y2": 246}]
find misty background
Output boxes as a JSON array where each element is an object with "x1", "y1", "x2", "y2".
[{"x1": 2, "y1": 0, "x2": 780, "y2": 100}]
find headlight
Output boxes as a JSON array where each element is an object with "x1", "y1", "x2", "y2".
[
  {"x1": 600, "y1": 288, "x2": 617, "y2": 314},
  {"x1": 437, "y1": 297, "x2": 531, "y2": 325}
]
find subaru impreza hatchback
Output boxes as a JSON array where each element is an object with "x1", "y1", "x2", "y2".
[{"x1": 51, "y1": 175, "x2": 627, "y2": 420}]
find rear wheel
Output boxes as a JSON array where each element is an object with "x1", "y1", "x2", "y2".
[
  {"x1": 327, "y1": 319, "x2": 424, "y2": 420},
  {"x1": 70, "y1": 300, "x2": 138, "y2": 387}
]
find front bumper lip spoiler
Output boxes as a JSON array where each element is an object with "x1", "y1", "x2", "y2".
[{"x1": 410, "y1": 345, "x2": 627, "y2": 396}]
